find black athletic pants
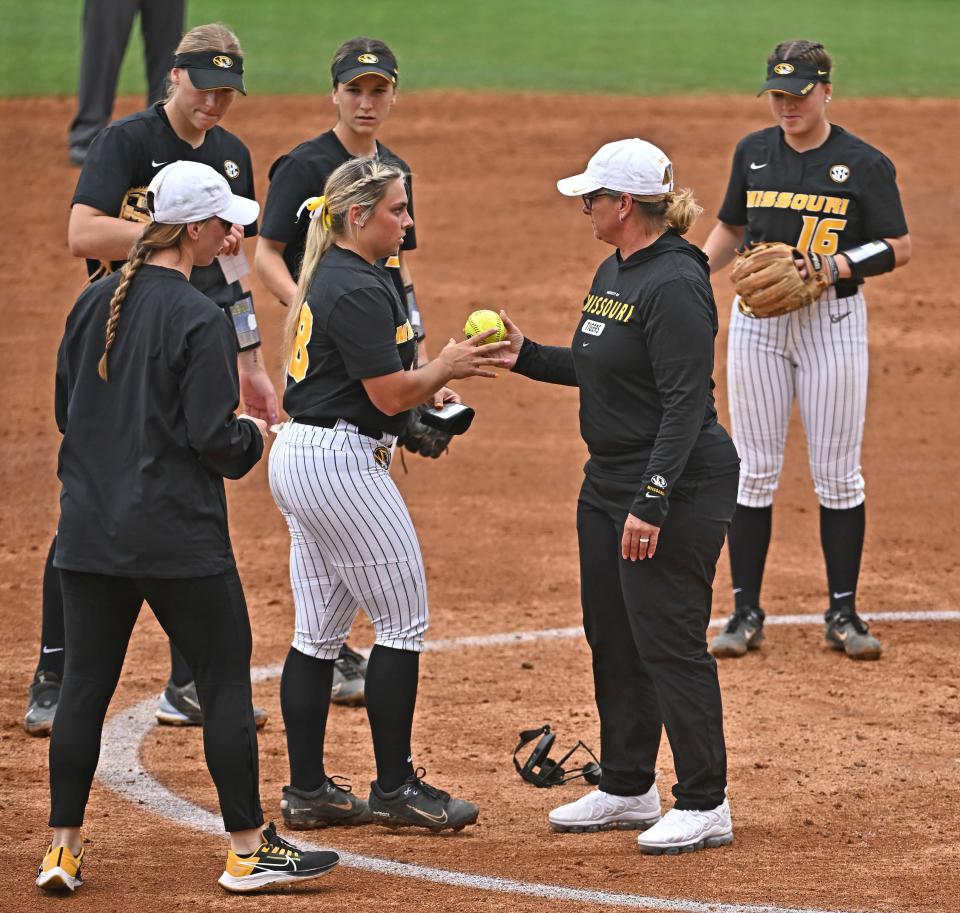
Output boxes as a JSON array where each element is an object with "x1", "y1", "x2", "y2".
[
  {"x1": 577, "y1": 471, "x2": 738, "y2": 810},
  {"x1": 37, "y1": 534, "x2": 194, "y2": 686},
  {"x1": 50, "y1": 568, "x2": 263, "y2": 833},
  {"x1": 68, "y1": 0, "x2": 185, "y2": 153}
]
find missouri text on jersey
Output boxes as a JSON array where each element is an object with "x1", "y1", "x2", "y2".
[
  {"x1": 582, "y1": 294, "x2": 635, "y2": 323},
  {"x1": 746, "y1": 191, "x2": 849, "y2": 214}
]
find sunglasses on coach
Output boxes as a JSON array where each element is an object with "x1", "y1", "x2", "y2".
[{"x1": 581, "y1": 189, "x2": 620, "y2": 211}]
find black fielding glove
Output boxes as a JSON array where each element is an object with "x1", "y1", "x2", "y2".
[{"x1": 397, "y1": 405, "x2": 452, "y2": 459}]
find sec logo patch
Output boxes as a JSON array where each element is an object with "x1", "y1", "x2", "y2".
[
  {"x1": 829, "y1": 164, "x2": 850, "y2": 183},
  {"x1": 224, "y1": 160, "x2": 240, "y2": 179}
]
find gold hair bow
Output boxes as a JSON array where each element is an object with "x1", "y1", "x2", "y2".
[{"x1": 297, "y1": 195, "x2": 333, "y2": 229}]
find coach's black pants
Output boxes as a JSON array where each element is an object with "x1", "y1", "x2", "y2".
[
  {"x1": 577, "y1": 471, "x2": 738, "y2": 810},
  {"x1": 50, "y1": 569, "x2": 263, "y2": 833}
]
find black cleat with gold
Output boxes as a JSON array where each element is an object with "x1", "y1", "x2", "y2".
[{"x1": 218, "y1": 823, "x2": 339, "y2": 893}]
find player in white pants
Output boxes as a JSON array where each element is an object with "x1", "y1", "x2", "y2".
[
  {"x1": 269, "y1": 155, "x2": 507, "y2": 832},
  {"x1": 728, "y1": 287, "x2": 868, "y2": 512},
  {"x1": 270, "y1": 419, "x2": 428, "y2": 659},
  {"x1": 704, "y1": 38, "x2": 910, "y2": 660}
]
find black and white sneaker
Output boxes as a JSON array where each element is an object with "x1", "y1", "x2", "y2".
[
  {"x1": 710, "y1": 605, "x2": 765, "y2": 658},
  {"x1": 218, "y1": 823, "x2": 339, "y2": 893},
  {"x1": 368, "y1": 769, "x2": 479, "y2": 832},
  {"x1": 281, "y1": 778, "x2": 373, "y2": 829},
  {"x1": 23, "y1": 670, "x2": 61, "y2": 737},
  {"x1": 156, "y1": 678, "x2": 268, "y2": 728},
  {"x1": 331, "y1": 644, "x2": 366, "y2": 706},
  {"x1": 825, "y1": 605, "x2": 882, "y2": 660}
]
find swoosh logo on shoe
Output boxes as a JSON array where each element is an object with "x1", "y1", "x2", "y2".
[
  {"x1": 238, "y1": 855, "x2": 299, "y2": 871},
  {"x1": 328, "y1": 797, "x2": 354, "y2": 811},
  {"x1": 750, "y1": 162, "x2": 768, "y2": 170},
  {"x1": 405, "y1": 804, "x2": 448, "y2": 824}
]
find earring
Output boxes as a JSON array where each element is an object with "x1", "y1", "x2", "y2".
[{"x1": 825, "y1": 96, "x2": 832, "y2": 103}]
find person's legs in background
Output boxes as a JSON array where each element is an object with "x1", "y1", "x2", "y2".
[
  {"x1": 24, "y1": 537, "x2": 65, "y2": 736},
  {"x1": 139, "y1": 0, "x2": 184, "y2": 106},
  {"x1": 67, "y1": 0, "x2": 139, "y2": 163}
]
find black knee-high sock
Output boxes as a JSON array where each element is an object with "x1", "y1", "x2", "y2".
[
  {"x1": 36, "y1": 536, "x2": 65, "y2": 679},
  {"x1": 169, "y1": 642, "x2": 194, "y2": 687},
  {"x1": 366, "y1": 645, "x2": 419, "y2": 792},
  {"x1": 281, "y1": 647, "x2": 334, "y2": 791},
  {"x1": 727, "y1": 504, "x2": 773, "y2": 609},
  {"x1": 820, "y1": 503, "x2": 865, "y2": 613}
]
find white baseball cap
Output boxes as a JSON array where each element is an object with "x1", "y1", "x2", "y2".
[
  {"x1": 147, "y1": 161, "x2": 260, "y2": 226},
  {"x1": 556, "y1": 138, "x2": 674, "y2": 199}
]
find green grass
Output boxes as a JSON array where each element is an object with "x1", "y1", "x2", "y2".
[{"x1": 3, "y1": 0, "x2": 958, "y2": 97}]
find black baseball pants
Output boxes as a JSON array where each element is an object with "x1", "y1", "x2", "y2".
[
  {"x1": 577, "y1": 471, "x2": 738, "y2": 810},
  {"x1": 50, "y1": 568, "x2": 263, "y2": 833}
]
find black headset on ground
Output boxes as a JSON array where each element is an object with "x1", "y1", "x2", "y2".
[{"x1": 512, "y1": 724, "x2": 602, "y2": 788}]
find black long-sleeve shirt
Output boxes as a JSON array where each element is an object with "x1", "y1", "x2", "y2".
[
  {"x1": 513, "y1": 230, "x2": 738, "y2": 525},
  {"x1": 55, "y1": 265, "x2": 263, "y2": 577}
]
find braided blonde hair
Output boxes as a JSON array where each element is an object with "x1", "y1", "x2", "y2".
[
  {"x1": 282, "y1": 156, "x2": 407, "y2": 369},
  {"x1": 98, "y1": 223, "x2": 187, "y2": 380}
]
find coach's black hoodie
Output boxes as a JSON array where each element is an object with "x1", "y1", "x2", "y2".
[{"x1": 513, "y1": 229, "x2": 739, "y2": 525}]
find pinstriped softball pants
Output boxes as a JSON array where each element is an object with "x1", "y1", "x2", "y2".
[
  {"x1": 269, "y1": 420, "x2": 428, "y2": 659},
  {"x1": 727, "y1": 288, "x2": 868, "y2": 510}
]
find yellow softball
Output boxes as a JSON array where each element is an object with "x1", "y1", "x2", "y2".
[{"x1": 463, "y1": 309, "x2": 506, "y2": 344}]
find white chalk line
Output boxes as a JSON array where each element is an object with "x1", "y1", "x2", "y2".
[
  {"x1": 97, "y1": 611, "x2": 950, "y2": 911},
  {"x1": 101, "y1": 698, "x2": 864, "y2": 913}
]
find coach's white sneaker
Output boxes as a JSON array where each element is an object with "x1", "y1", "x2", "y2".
[
  {"x1": 636, "y1": 799, "x2": 733, "y2": 855},
  {"x1": 548, "y1": 783, "x2": 661, "y2": 833}
]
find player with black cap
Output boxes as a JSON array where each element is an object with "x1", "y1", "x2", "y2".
[
  {"x1": 703, "y1": 39, "x2": 911, "y2": 661},
  {"x1": 255, "y1": 37, "x2": 424, "y2": 724},
  {"x1": 23, "y1": 23, "x2": 275, "y2": 738}
]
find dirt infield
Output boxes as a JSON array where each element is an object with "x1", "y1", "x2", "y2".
[{"x1": 1, "y1": 93, "x2": 958, "y2": 912}]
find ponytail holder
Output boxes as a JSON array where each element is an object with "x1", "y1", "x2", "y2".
[{"x1": 297, "y1": 195, "x2": 334, "y2": 229}]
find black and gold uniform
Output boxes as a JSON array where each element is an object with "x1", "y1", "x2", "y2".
[
  {"x1": 283, "y1": 245, "x2": 417, "y2": 436},
  {"x1": 514, "y1": 230, "x2": 739, "y2": 809},
  {"x1": 73, "y1": 101, "x2": 257, "y2": 307},
  {"x1": 260, "y1": 130, "x2": 417, "y2": 317},
  {"x1": 718, "y1": 124, "x2": 907, "y2": 299}
]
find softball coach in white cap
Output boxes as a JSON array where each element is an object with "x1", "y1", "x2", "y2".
[{"x1": 501, "y1": 139, "x2": 740, "y2": 855}]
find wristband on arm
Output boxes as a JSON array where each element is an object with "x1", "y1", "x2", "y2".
[
  {"x1": 839, "y1": 240, "x2": 896, "y2": 280},
  {"x1": 229, "y1": 292, "x2": 261, "y2": 351},
  {"x1": 404, "y1": 283, "x2": 425, "y2": 341}
]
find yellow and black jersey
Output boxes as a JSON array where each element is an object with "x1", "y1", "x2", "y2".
[
  {"x1": 283, "y1": 246, "x2": 417, "y2": 437},
  {"x1": 717, "y1": 124, "x2": 907, "y2": 298},
  {"x1": 261, "y1": 129, "x2": 416, "y2": 285},
  {"x1": 71, "y1": 102, "x2": 256, "y2": 309}
]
